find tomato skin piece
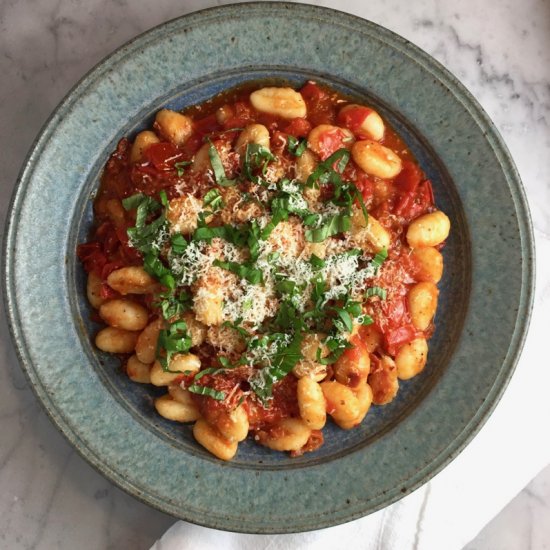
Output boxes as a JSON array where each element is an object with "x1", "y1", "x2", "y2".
[
  {"x1": 77, "y1": 242, "x2": 106, "y2": 275},
  {"x1": 300, "y1": 81, "x2": 335, "y2": 125},
  {"x1": 142, "y1": 142, "x2": 184, "y2": 171},
  {"x1": 300, "y1": 81, "x2": 328, "y2": 103},
  {"x1": 344, "y1": 335, "x2": 368, "y2": 363},
  {"x1": 394, "y1": 161, "x2": 422, "y2": 193},
  {"x1": 355, "y1": 172, "x2": 374, "y2": 202},
  {"x1": 384, "y1": 324, "x2": 418, "y2": 356},
  {"x1": 313, "y1": 126, "x2": 352, "y2": 161},
  {"x1": 337, "y1": 105, "x2": 371, "y2": 135},
  {"x1": 284, "y1": 117, "x2": 311, "y2": 138}
]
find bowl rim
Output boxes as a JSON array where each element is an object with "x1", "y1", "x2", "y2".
[{"x1": 2, "y1": 1, "x2": 535, "y2": 533}]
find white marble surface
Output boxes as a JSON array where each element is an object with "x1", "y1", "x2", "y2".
[{"x1": 0, "y1": 0, "x2": 548, "y2": 548}]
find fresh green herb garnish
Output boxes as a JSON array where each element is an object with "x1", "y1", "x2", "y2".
[
  {"x1": 203, "y1": 188, "x2": 224, "y2": 212},
  {"x1": 143, "y1": 252, "x2": 175, "y2": 290},
  {"x1": 174, "y1": 160, "x2": 192, "y2": 177},
  {"x1": 365, "y1": 286, "x2": 387, "y2": 300},
  {"x1": 242, "y1": 143, "x2": 277, "y2": 185},
  {"x1": 309, "y1": 254, "x2": 326, "y2": 269},
  {"x1": 187, "y1": 384, "x2": 226, "y2": 401},
  {"x1": 156, "y1": 320, "x2": 192, "y2": 372},
  {"x1": 170, "y1": 233, "x2": 188, "y2": 255},
  {"x1": 305, "y1": 211, "x2": 352, "y2": 242},
  {"x1": 249, "y1": 331, "x2": 303, "y2": 403},
  {"x1": 306, "y1": 148, "x2": 350, "y2": 188},
  {"x1": 208, "y1": 140, "x2": 236, "y2": 187},
  {"x1": 287, "y1": 136, "x2": 307, "y2": 157},
  {"x1": 212, "y1": 259, "x2": 264, "y2": 285},
  {"x1": 371, "y1": 248, "x2": 388, "y2": 271},
  {"x1": 122, "y1": 192, "x2": 167, "y2": 254},
  {"x1": 157, "y1": 290, "x2": 192, "y2": 320}
]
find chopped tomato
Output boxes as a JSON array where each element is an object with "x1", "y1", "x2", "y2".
[
  {"x1": 315, "y1": 126, "x2": 353, "y2": 160},
  {"x1": 337, "y1": 105, "x2": 372, "y2": 136},
  {"x1": 300, "y1": 81, "x2": 335, "y2": 125},
  {"x1": 142, "y1": 142, "x2": 184, "y2": 171},
  {"x1": 76, "y1": 242, "x2": 106, "y2": 275},
  {"x1": 394, "y1": 161, "x2": 422, "y2": 193},
  {"x1": 193, "y1": 113, "x2": 220, "y2": 136},
  {"x1": 384, "y1": 324, "x2": 418, "y2": 355},
  {"x1": 284, "y1": 117, "x2": 311, "y2": 138},
  {"x1": 355, "y1": 172, "x2": 374, "y2": 202}
]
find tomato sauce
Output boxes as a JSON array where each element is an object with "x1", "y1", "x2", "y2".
[{"x1": 79, "y1": 80, "x2": 444, "y2": 458}]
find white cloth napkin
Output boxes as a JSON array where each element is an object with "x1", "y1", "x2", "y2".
[{"x1": 152, "y1": 230, "x2": 549, "y2": 550}]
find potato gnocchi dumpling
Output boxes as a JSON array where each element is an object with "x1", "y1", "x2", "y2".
[{"x1": 78, "y1": 82, "x2": 449, "y2": 460}]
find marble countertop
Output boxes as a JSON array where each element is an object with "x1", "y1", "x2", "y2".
[{"x1": 1, "y1": 0, "x2": 548, "y2": 548}]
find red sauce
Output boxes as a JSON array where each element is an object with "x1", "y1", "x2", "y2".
[{"x1": 79, "y1": 80, "x2": 443, "y2": 457}]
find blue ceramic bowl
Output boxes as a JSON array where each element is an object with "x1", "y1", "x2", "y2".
[{"x1": 3, "y1": 2, "x2": 534, "y2": 533}]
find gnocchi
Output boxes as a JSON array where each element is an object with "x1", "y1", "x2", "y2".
[{"x1": 78, "y1": 82, "x2": 450, "y2": 461}]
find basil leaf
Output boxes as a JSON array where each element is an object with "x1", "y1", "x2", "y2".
[
  {"x1": 213, "y1": 259, "x2": 264, "y2": 285},
  {"x1": 309, "y1": 254, "x2": 326, "y2": 268},
  {"x1": 260, "y1": 207, "x2": 288, "y2": 240},
  {"x1": 208, "y1": 140, "x2": 236, "y2": 187},
  {"x1": 127, "y1": 213, "x2": 167, "y2": 254},
  {"x1": 305, "y1": 212, "x2": 351, "y2": 242},
  {"x1": 334, "y1": 309, "x2": 353, "y2": 333},
  {"x1": 242, "y1": 143, "x2": 277, "y2": 185},
  {"x1": 306, "y1": 148, "x2": 350, "y2": 188},
  {"x1": 174, "y1": 160, "x2": 192, "y2": 177},
  {"x1": 288, "y1": 136, "x2": 307, "y2": 157},
  {"x1": 143, "y1": 252, "x2": 175, "y2": 290},
  {"x1": 358, "y1": 314, "x2": 374, "y2": 326},
  {"x1": 156, "y1": 320, "x2": 192, "y2": 372},
  {"x1": 365, "y1": 286, "x2": 387, "y2": 300},
  {"x1": 158, "y1": 290, "x2": 191, "y2": 320},
  {"x1": 316, "y1": 334, "x2": 351, "y2": 365},
  {"x1": 222, "y1": 320, "x2": 251, "y2": 340},
  {"x1": 203, "y1": 188, "x2": 224, "y2": 211},
  {"x1": 170, "y1": 233, "x2": 188, "y2": 255},
  {"x1": 249, "y1": 331, "x2": 303, "y2": 403},
  {"x1": 187, "y1": 384, "x2": 226, "y2": 401},
  {"x1": 192, "y1": 223, "x2": 247, "y2": 247},
  {"x1": 371, "y1": 248, "x2": 388, "y2": 271},
  {"x1": 247, "y1": 220, "x2": 262, "y2": 262},
  {"x1": 122, "y1": 193, "x2": 155, "y2": 211}
]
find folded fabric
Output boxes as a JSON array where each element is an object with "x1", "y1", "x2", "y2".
[{"x1": 152, "y1": 230, "x2": 548, "y2": 550}]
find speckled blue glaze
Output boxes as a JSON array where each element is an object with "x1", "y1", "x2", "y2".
[{"x1": 3, "y1": 2, "x2": 534, "y2": 533}]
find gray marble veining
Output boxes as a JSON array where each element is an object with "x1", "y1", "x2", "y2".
[{"x1": 1, "y1": 0, "x2": 549, "y2": 548}]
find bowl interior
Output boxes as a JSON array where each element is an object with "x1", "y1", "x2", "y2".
[{"x1": 70, "y1": 68, "x2": 471, "y2": 468}]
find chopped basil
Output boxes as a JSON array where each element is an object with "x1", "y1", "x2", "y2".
[
  {"x1": 305, "y1": 211, "x2": 351, "y2": 242},
  {"x1": 249, "y1": 331, "x2": 303, "y2": 403},
  {"x1": 306, "y1": 148, "x2": 350, "y2": 188},
  {"x1": 157, "y1": 290, "x2": 191, "y2": 320},
  {"x1": 219, "y1": 322, "x2": 250, "y2": 346},
  {"x1": 174, "y1": 160, "x2": 192, "y2": 177},
  {"x1": 260, "y1": 207, "x2": 288, "y2": 240},
  {"x1": 143, "y1": 252, "x2": 175, "y2": 290},
  {"x1": 287, "y1": 136, "x2": 307, "y2": 157},
  {"x1": 187, "y1": 384, "x2": 226, "y2": 401},
  {"x1": 208, "y1": 140, "x2": 236, "y2": 187},
  {"x1": 371, "y1": 248, "x2": 388, "y2": 271},
  {"x1": 156, "y1": 320, "x2": 192, "y2": 372},
  {"x1": 193, "y1": 223, "x2": 248, "y2": 247},
  {"x1": 203, "y1": 188, "x2": 224, "y2": 212},
  {"x1": 123, "y1": 193, "x2": 167, "y2": 254},
  {"x1": 170, "y1": 233, "x2": 188, "y2": 255},
  {"x1": 309, "y1": 254, "x2": 326, "y2": 268},
  {"x1": 365, "y1": 286, "x2": 387, "y2": 300},
  {"x1": 242, "y1": 143, "x2": 277, "y2": 185},
  {"x1": 316, "y1": 334, "x2": 351, "y2": 365},
  {"x1": 213, "y1": 259, "x2": 264, "y2": 285}
]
